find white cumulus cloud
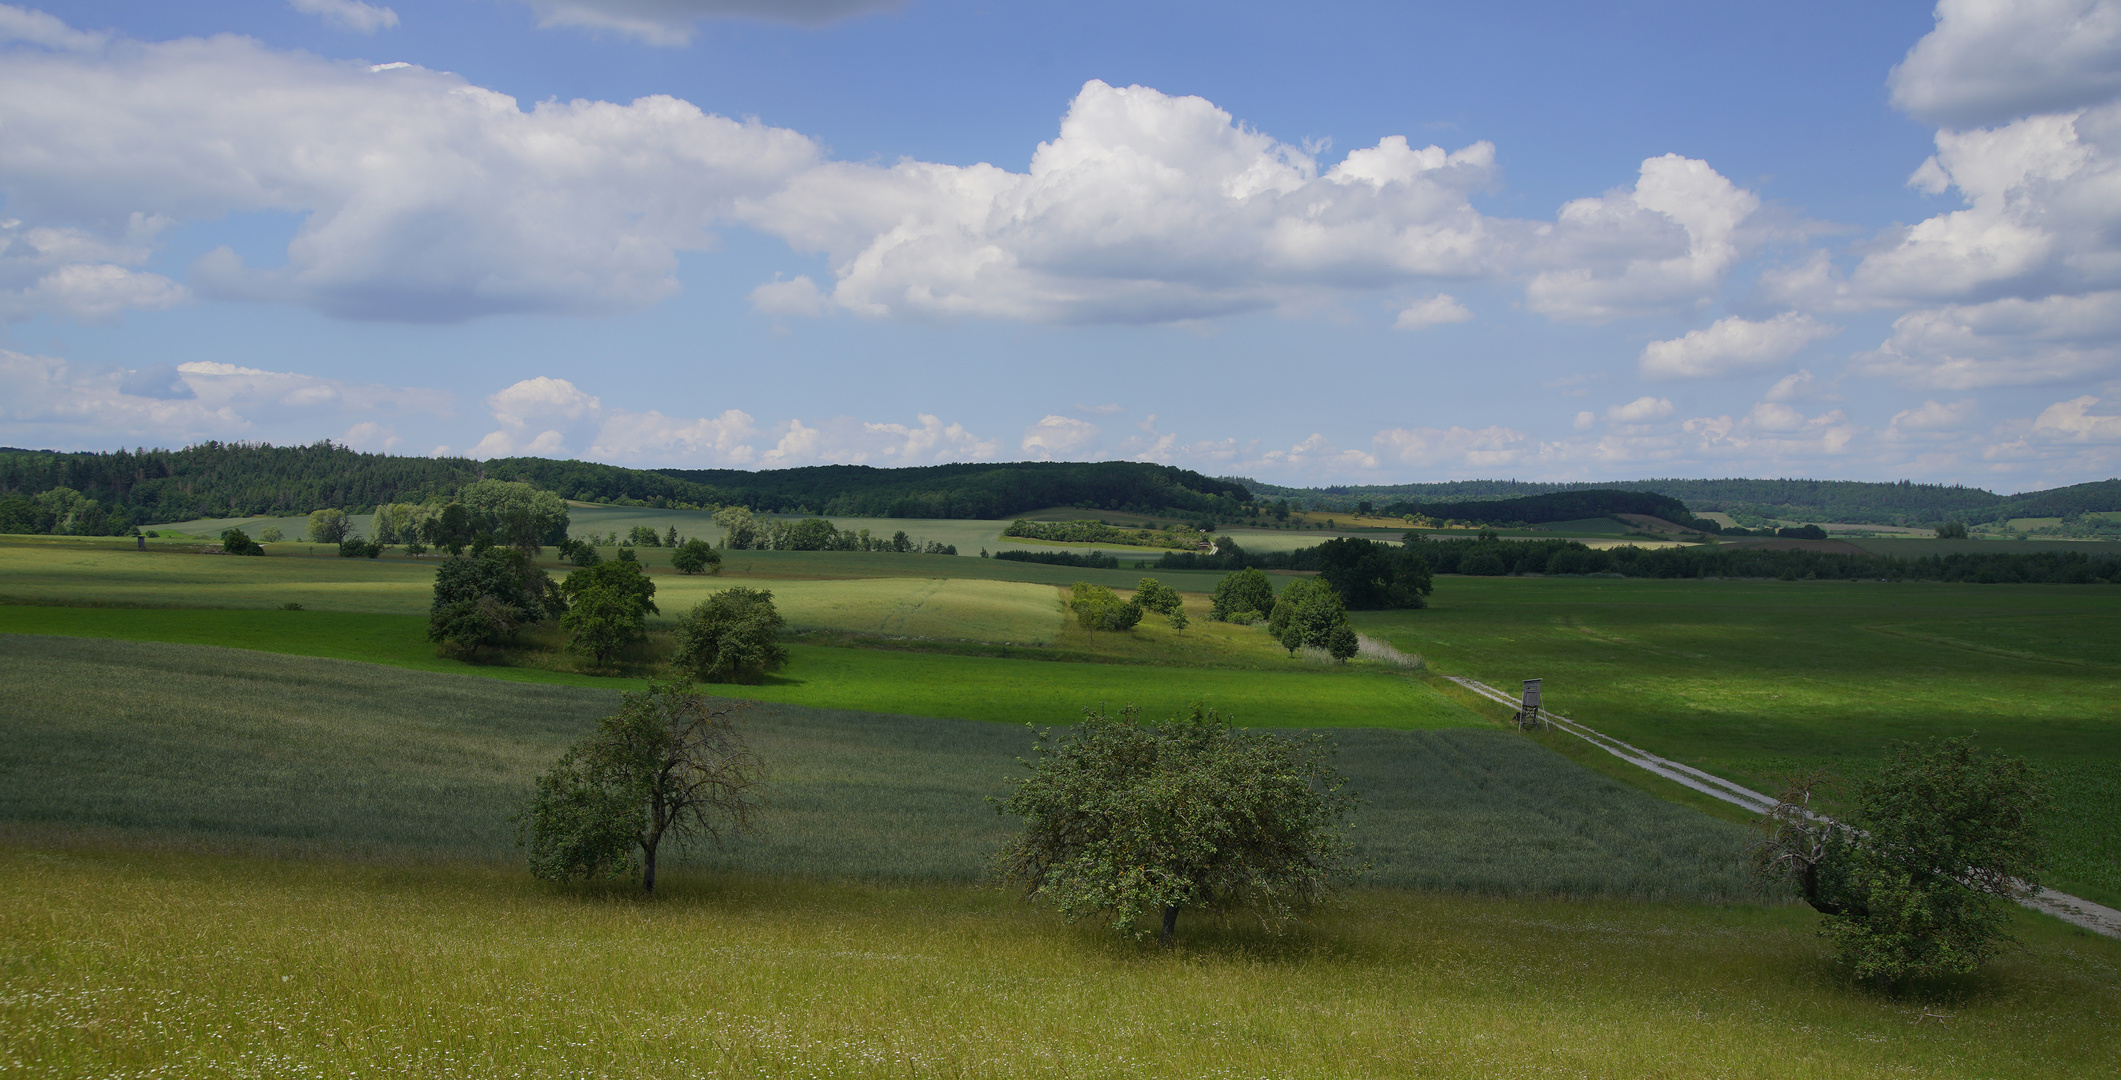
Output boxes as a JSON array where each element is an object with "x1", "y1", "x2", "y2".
[
  {"x1": 1889, "y1": 0, "x2": 2121, "y2": 128},
  {"x1": 1606, "y1": 396, "x2": 1675, "y2": 424},
  {"x1": 289, "y1": 0, "x2": 399, "y2": 34},
  {"x1": 748, "y1": 275, "x2": 829, "y2": 317},
  {"x1": 1392, "y1": 294, "x2": 1472, "y2": 330},
  {"x1": 517, "y1": 0, "x2": 895, "y2": 45},
  {"x1": 1021, "y1": 415, "x2": 1100, "y2": 459},
  {"x1": 1522, "y1": 154, "x2": 1762, "y2": 322},
  {"x1": 1639, "y1": 312, "x2": 1837, "y2": 379}
]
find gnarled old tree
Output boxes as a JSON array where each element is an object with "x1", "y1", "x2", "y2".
[
  {"x1": 1751, "y1": 738, "x2": 2048, "y2": 987},
  {"x1": 516, "y1": 682, "x2": 766, "y2": 893}
]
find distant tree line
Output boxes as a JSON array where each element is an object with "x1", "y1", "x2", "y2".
[
  {"x1": 1376, "y1": 489, "x2": 1701, "y2": 529},
  {"x1": 1002, "y1": 519, "x2": 1209, "y2": 549},
  {"x1": 0, "y1": 442, "x2": 483, "y2": 525},
  {"x1": 710, "y1": 507, "x2": 956, "y2": 554},
  {"x1": 655, "y1": 461, "x2": 1252, "y2": 519},
  {"x1": 992, "y1": 549, "x2": 1121, "y2": 569},
  {"x1": 1414, "y1": 534, "x2": 2121, "y2": 584}
]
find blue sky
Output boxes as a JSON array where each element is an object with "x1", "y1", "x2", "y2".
[{"x1": 3, "y1": 0, "x2": 2119, "y2": 490}]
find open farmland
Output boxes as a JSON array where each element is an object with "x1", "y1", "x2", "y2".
[
  {"x1": 1361, "y1": 575, "x2": 2121, "y2": 906},
  {"x1": 0, "y1": 635, "x2": 1745, "y2": 896}
]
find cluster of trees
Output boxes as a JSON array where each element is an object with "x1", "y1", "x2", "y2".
[
  {"x1": 1752, "y1": 738, "x2": 2049, "y2": 987},
  {"x1": 1066, "y1": 578, "x2": 1188, "y2": 636},
  {"x1": 1206, "y1": 568, "x2": 1361, "y2": 661},
  {"x1": 0, "y1": 487, "x2": 134, "y2": 536},
  {"x1": 1002, "y1": 519, "x2": 1208, "y2": 550},
  {"x1": 713, "y1": 507, "x2": 955, "y2": 554}
]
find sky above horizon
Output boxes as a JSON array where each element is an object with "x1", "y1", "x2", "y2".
[{"x1": 2, "y1": 0, "x2": 2119, "y2": 493}]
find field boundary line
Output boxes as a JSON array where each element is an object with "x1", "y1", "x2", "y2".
[{"x1": 1445, "y1": 676, "x2": 2121, "y2": 940}]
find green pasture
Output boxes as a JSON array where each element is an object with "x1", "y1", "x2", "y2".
[
  {"x1": 6, "y1": 847, "x2": 2117, "y2": 1080},
  {"x1": 0, "y1": 612, "x2": 1479, "y2": 729},
  {"x1": 1361, "y1": 575, "x2": 2121, "y2": 905},
  {"x1": 0, "y1": 635, "x2": 1735, "y2": 896}
]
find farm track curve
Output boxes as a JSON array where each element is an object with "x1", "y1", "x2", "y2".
[{"x1": 1447, "y1": 676, "x2": 2121, "y2": 940}]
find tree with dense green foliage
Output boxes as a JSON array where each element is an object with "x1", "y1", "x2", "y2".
[
  {"x1": 423, "y1": 502, "x2": 475, "y2": 556},
  {"x1": 1935, "y1": 520, "x2": 1969, "y2": 539},
  {"x1": 307, "y1": 508, "x2": 350, "y2": 544},
  {"x1": 337, "y1": 535, "x2": 380, "y2": 558},
  {"x1": 561, "y1": 585, "x2": 649, "y2": 664},
  {"x1": 1209, "y1": 568, "x2": 1276, "y2": 622},
  {"x1": 627, "y1": 525, "x2": 663, "y2": 547},
  {"x1": 558, "y1": 537, "x2": 601, "y2": 567},
  {"x1": 1069, "y1": 582, "x2": 1143, "y2": 636},
  {"x1": 715, "y1": 505, "x2": 761, "y2": 549},
  {"x1": 1751, "y1": 738, "x2": 2049, "y2": 988},
  {"x1": 428, "y1": 547, "x2": 549, "y2": 656},
  {"x1": 560, "y1": 558, "x2": 658, "y2": 617},
  {"x1": 670, "y1": 538, "x2": 722, "y2": 575},
  {"x1": 515, "y1": 681, "x2": 765, "y2": 893},
  {"x1": 258, "y1": 525, "x2": 284, "y2": 543},
  {"x1": 995, "y1": 703, "x2": 1361, "y2": 945},
  {"x1": 1314, "y1": 537, "x2": 1433, "y2": 609},
  {"x1": 220, "y1": 527, "x2": 264, "y2": 556},
  {"x1": 1134, "y1": 577, "x2": 1183, "y2": 618},
  {"x1": 456, "y1": 480, "x2": 570, "y2": 554},
  {"x1": 1267, "y1": 578, "x2": 1348, "y2": 654},
  {"x1": 672, "y1": 588, "x2": 789, "y2": 684}
]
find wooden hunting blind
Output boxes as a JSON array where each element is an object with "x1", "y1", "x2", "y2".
[{"x1": 1517, "y1": 678, "x2": 1543, "y2": 730}]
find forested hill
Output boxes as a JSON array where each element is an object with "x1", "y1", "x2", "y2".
[
  {"x1": 0, "y1": 444, "x2": 1251, "y2": 525},
  {"x1": 1242, "y1": 475, "x2": 2121, "y2": 527},
  {"x1": 1381, "y1": 489, "x2": 1698, "y2": 527},
  {"x1": 648, "y1": 461, "x2": 1252, "y2": 519}
]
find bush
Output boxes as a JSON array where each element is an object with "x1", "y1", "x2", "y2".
[
  {"x1": 1209, "y1": 568, "x2": 1276, "y2": 622},
  {"x1": 673, "y1": 588, "x2": 790, "y2": 684},
  {"x1": 1069, "y1": 582, "x2": 1143, "y2": 634},
  {"x1": 561, "y1": 585, "x2": 649, "y2": 665},
  {"x1": 220, "y1": 527, "x2": 264, "y2": 556},
  {"x1": 671, "y1": 538, "x2": 722, "y2": 575}
]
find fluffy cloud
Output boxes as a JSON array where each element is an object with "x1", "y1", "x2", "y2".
[
  {"x1": 748, "y1": 275, "x2": 829, "y2": 317},
  {"x1": 2029, "y1": 394, "x2": 2121, "y2": 441},
  {"x1": 289, "y1": 0, "x2": 399, "y2": 34},
  {"x1": 1021, "y1": 415, "x2": 1100, "y2": 459},
  {"x1": 516, "y1": 0, "x2": 895, "y2": 44},
  {"x1": 1606, "y1": 396, "x2": 1675, "y2": 424},
  {"x1": 0, "y1": 348, "x2": 450, "y2": 447},
  {"x1": 1889, "y1": 0, "x2": 2121, "y2": 128},
  {"x1": 0, "y1": 217, "x2": 188, "y2": 323},
  {"x1": 0, "y1": 24, "x2": 821, "y2": 323},
  {"x1": 1681, "y1": 404, "x2": 1857, "y2": 458},
  {"x1": 1392, "y1": 294, "x2": 1472, "y2": 330},
  {"x1": 470, "y1": 375, "x2": 996, "y2": 466},
  {"x1": 0, "y1": 19, "x2": 1765, "y2": 330},
  {"x1": 1854, "y1": 290, "x2": 2121, "y2": 388},
  {"x1": 1371, "y1": 425, "x2": 1529, "y2": 470},
  {"x1": 0, "y1": 4, "x2": 105, "y2": 50},
  {"x1": 1639, "y1": 312, "x2": 1837, "y2": 379},
  {"x1": 1886, "y1": 398, "x2": 1980, "y2": 438},
  {"x1": 1522, "y1": 154, "x2": 1762, "y2": 322}
]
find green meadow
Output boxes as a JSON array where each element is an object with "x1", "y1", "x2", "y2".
[
  {"x1": 1361, "y1": 576, "x2": 2121, "y2": 905},
  {"x1": 9, "y1": 848, "x2": 2117, "y2": 1080},
  {"x1": 2, "y1": 531, "x2": 2119, "y2": 1077}
]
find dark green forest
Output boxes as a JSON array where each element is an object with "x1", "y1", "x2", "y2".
[
  {"x1": 1242, "y1": 474, "x2": 2121, "y2": 527},
  {"x1": 1378, "y1": 490, "x2": 1700, "y2": 527},
  {"x1": 0, "y1": 444, "x2": 1252, "y2": 527},
  {"x1": 4, "y1": 440, "x2": 2115, "y2": 532}
]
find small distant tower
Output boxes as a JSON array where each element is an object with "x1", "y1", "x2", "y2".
[{"x1": 1516, "y1": 678, "x2": 1543, "y2": 730}]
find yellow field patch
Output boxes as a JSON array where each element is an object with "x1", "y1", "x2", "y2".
[{"x1": 655, "y1": 575, "x2": 1065, "y2": 644}]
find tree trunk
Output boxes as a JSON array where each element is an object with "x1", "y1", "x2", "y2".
[
  {"x1": 642, "y1": 830, "x2": 660, "y2": 893},
  {"x1": 1160, "y1": 905, "x2": 1179, "y2": 946}
]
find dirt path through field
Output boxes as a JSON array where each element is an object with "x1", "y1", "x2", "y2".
[{"x1": 1447, "y1": 676, "x2": 2121, "y2": 940}]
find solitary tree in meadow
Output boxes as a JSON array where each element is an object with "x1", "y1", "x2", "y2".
[
  {"x1": 1208, "y1": 568, "x2": 1275, "y2": 622},
  {"x1": 996, "y1": 703, "x2": 1362, "y2": 945},
  {"x1": 672, "y1": 588, "x2": 789, "y2": 683},
  {"x1": 671, "y1": 538, "x2": 723, "y2": 575},
  {"x1": 516, "y1": 682, "x2": 765, "y2": 893},
  {"x1": 1751, "y1": 737, "x2": 2049, "y2": 988},
  {"x1": 307, "y1": 508, "x2": 350, "y2": 545}
]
